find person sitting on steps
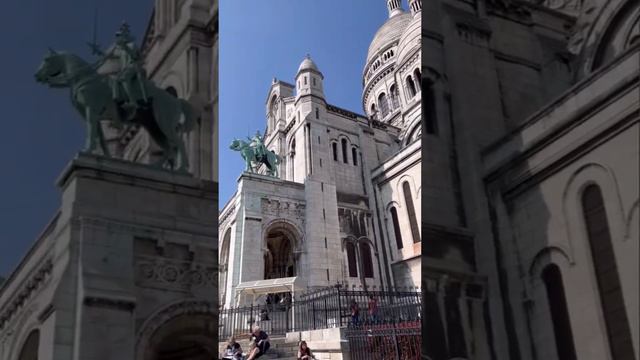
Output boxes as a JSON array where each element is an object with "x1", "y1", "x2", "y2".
[
  {"x1": 247, "y1": 326, "x2": 270, "y2": 360},
  {"x1": 221, "y1": 336, "x2": 243, "y2": 360},
  {"x1": 297, "y1": 340, "x2": 315, "y2": 360}
]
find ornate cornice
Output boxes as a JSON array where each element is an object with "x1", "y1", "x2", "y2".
[
  {"x1": 0, "y1": 259, "x2": 53, "y2": 330},
  {"x1": 283, "y1": 118, "x2": 297, "y2": 135},
  {"x1": 326, "y1": 104, "x2": 364, "y2": 120},
  {"x1": 219, "y1": 204, "x2": 236, "y2": 229}
]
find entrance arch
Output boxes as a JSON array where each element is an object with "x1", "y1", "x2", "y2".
[
  {"x1": 136, "y1": 300, "x2": 216, "y2": 360},
  {"x1": 262, "y1": 220, "x2": 302, "y2": 280}
]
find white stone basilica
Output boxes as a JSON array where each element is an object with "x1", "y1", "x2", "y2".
[{"x1": 219, "y1": 0, "x2": 422, "y2": 308}]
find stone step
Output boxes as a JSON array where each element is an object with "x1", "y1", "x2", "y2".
[{"x1": 221, "y1": 336, "x2": 302, "y2": 360}]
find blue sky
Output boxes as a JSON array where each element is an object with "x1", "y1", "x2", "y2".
[
  {"x1": 0, "y1": 0, "x2": 150, "y2": 277},
  {"x1": 219, "y1": 0, "x2": 389, "y2": 207}
]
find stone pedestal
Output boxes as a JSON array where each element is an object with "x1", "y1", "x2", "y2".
[{"x1": 0, "y1": 154, "x2": 217, "y2": 360}]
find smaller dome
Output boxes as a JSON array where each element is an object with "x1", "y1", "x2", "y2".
[
  {"x1": 297, "y1": 54, "x2": 320, "y2": 74},
  {"x1": 396, "y1": 12, "x2": 421, "y2": 66}
]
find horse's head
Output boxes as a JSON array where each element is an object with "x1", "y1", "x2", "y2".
[
  {"x1": 35, "y1": 48, "x2": 68, "y2": 86},
  {"x1": 229, "y1": 139, "x2": 242, "y2": 151}
]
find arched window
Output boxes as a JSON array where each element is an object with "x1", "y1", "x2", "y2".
[
  {"x1": 359, "y1": 242, "x2": 374, "y2": 278},
  {"x1": 582, "y1": 185, "x2": 634, "y2": 359},
  {"x1": 390, "y1": 84, "x2": 400, "y2": 109},
  {"x1": 425, "y1": 80, "x2": 438, "y2": 135},
  {"x1": 346, "y1": 242, "x2": 358, "y2": 277},
  {"x1": 378, "y1": 92, "x2": 389, "y2": 118},
  {"x1": 290, "y1": 139, "x2": 296, "y2": 180},
  {"x1": 269, "y1": 95, "x2": 277, "y2": 115},
  {"x1": 313, "y1": 77, "x2": 316, "y2": 86},
  {"x1": 541, "y1": 264, "x2": 577, "y2": 360},
  {"x1": 304, "y1": 76, "x2": 307, "y2": 85},
  {"x1": 370, "y1": 103, "x2": 377, "y2": 120},
  {"x1": 341, "y1": 139, "x2": 348, "y2": 163},
  {"x1": 352, "y1": 147, "x2": 358, "y2": 166},
  {"x1": 17, "y1": 330, "x2": 40, "y2": 360},
  {"x1": 332, "y1": 142, "x2": 338, "y2": 161},
  {"x1": 390, "y1": 207, "x2": 403, "y2": 250},
  {"x1": 407, "y1": 124, "x2": 421, "y2": 143},
  {"x1": 402, "y1": 181, "x2": 420, "y2": 243},
  {"x1": 413, "y1": 69, "x2": 422, "y2": 92},
  {"x1": 315, "y1": 107, "x2": 319, "y2": 119},
  {"x1": 406, "y1": 76, "x2": 417, "y2": 98},
  {"x1": 220, "y1": 228, "x2": 232, "y2": 304}
]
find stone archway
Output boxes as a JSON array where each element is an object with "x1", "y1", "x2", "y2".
[
  {"x1": 146, "y1": 314, "x2": 215, "y2": 360},
  {"x1": 136, "y1": 300, "x2": 216, "y2": 360},
  {"x1": 261, "y1": 220, "x2": 302, "y2": 281},
  {"x1": 264, "y1": 225, "x2": 296, "y2": 279}
]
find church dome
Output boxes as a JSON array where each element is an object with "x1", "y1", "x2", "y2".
[
  {"x1": 365, "y1": 12, "x2": 412, "y2": 68},
  {"x1": 395, "y1": 11, "x2": 421, "y2": 66},
  {"x1": 297, "y1": 55, "x2": 320, "y2": 75}
]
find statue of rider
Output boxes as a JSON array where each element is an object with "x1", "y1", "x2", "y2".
[
  {"x1": 88, "y1": 22, "x2": 148, "y2": 113},
  {"x1": 249, "y1": 130, "x2": 266, "y2": 162}
]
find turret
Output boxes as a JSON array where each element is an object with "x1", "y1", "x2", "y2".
[{"x1": 295, "y1": 54, "x2": 324, "y2": 100}]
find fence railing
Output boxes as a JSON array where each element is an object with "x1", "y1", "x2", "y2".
[
  {"x1": 218, "y1": 286, "x2": 421, "y2": 341},
  {"x1": 345, "y1": 321, "x2": 421, "y2": 360}
]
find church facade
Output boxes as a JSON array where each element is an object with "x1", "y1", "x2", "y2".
[
  {"x1": 219, "y1": 0, "x2": 422, "y2": 308},
  {"x1": 424, "y1": 0, "x2": 639, "y2": 359}
]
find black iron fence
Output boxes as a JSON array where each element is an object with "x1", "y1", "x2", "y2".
[
  {"x1": 218, "y1": 285, "x2": 421, "y2": 341},
  {"x1": 345, "y1": 321, "x2": 421, "y2": 360}
]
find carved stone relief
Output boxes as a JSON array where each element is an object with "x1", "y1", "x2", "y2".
[
  {"x1": 261, "y1": 198, "x2": 305, "y2": 221},
  {"x1": 134, "y1": 238, "x2": 216, "y2": 292},
  {"x1": 135, "y1": 255, "x2": 216, "y2": 292}
]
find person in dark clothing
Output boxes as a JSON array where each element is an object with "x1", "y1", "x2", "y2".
[
  {"x1": 222, "y1": 336, "x2": 243, "y2": 360},
  {"x1": 350, "y1": 299, "x2": 360, "y2": 326},
  {"x1": 247, "y1": 326, "x2": 270, "y2": 359}
]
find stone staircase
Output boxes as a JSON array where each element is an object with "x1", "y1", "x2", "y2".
[{"x1": 221, "y1": 337, "x2": 299, "y2": 360}]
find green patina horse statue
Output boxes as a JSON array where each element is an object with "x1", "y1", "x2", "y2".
[
  {"x1": 229, "y1": 138, "x2": 280, "y2": 177},
  {"x1": 34, "y1": 49, "x2": 195, "y2": 172}
]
